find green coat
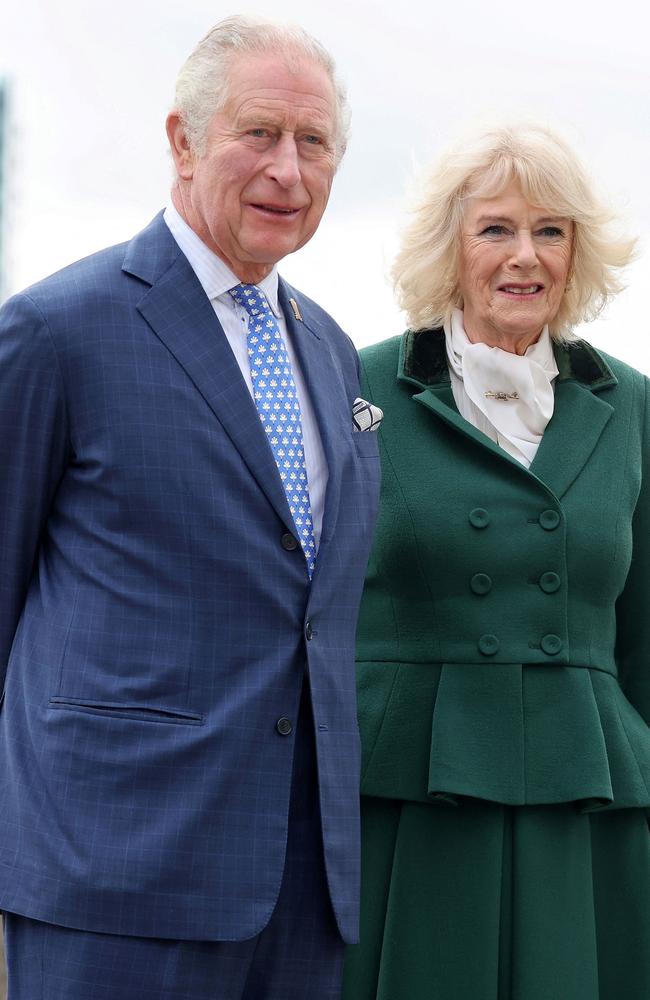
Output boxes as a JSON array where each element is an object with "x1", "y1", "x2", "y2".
[
  {"x1": 344, "y1": 328, "x2": 650, "y2": 1000},
  {"x1": 356, "y1": 328, "x2": 650, "y2": 811}
]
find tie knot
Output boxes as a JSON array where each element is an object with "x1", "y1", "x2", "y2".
[{"x1": 229, "y1": 283, "x2": 271, "y2": 318}]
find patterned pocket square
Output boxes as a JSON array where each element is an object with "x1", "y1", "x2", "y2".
[{"x1": 352, "y1": 397, "x2": 383, "y2": 432}]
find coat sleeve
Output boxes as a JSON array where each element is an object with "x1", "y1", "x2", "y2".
[
  {"x1": 0, "y1": 292, "x2": 69, "y2": 687},
  {"x1": 615, "y1": 374, "x2": 650, "y2": 727}
]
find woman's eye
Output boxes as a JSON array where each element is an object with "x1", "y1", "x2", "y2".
[
  {"x1": 481, "y1": 225, "x2": 507, "y2": 236},
  {"x1": 538, "y1": 226, "x2": 565, "y2": 238}
]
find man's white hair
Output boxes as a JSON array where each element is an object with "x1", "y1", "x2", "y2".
[{"x1": 172, "y1": 15, "x2": 350, "y2": 165}]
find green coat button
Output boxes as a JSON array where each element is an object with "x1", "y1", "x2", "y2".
[
  {"x1": 478, "y1": 634, "x2": 500, "y2": 656},
  {"x1": 539, "y1": 572, "x2": 561, "y2": 593},
  {"x1": 541, "y1": 633, "x2": 562, "y2": 655},
  {"x1": 471, "y1": 573, "x2": 492, "y2": 595},
  {"x1": 539, "y1": 509, "x2": 560, "y2": 530},
  {"x1": 469, "y1": 508, "x2": 490, "y2": 529}
]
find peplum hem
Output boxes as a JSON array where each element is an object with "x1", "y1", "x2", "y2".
[{"x1": 357, "y1": 660, "x2": 650, "y2": 811}]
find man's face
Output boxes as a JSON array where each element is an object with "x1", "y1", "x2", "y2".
[{"x1": 168, "y1": 52, "x2": 338, "y2": 283}]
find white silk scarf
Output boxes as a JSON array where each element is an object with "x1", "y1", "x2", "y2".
[{"x1": 444, "y1": 309, "x2": 559, "y2": 467}]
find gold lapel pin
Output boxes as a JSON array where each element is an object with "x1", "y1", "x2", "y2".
[{"x1": 288, "y1": 298, "x2": 303, "y2": 322}]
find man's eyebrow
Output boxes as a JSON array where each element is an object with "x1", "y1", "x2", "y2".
[
  {"x1": 234, "y1": 113, "x2": 280, "y2": 129},
  {"x1": 234, "y1": 110, "x2": 333, "y2": 134}
]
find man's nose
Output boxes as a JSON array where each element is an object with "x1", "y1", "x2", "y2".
[{"x1": 265, "y1": 135, "x2": 301, "y2": 188}]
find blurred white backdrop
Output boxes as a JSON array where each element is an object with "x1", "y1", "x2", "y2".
[{"x1": 1, "y1": 0, "x2": 649, "y2": 365}]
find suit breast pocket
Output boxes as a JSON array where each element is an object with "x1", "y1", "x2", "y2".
[
  {"x1": 348, "y1": 431, "x2": 381, "y2": 530},
  {"x1": 352, "y1": 430, "x2": 381, "y2": 458}
]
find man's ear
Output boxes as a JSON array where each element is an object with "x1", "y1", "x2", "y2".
[{"x1": 166, "y1": 112, "x2": 195, "y2": 179}]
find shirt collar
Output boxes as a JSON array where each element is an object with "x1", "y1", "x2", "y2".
[{"x1": 163, "y1": 203, "x2": 281, "y2": 317}]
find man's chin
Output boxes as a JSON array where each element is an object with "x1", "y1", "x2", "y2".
[{"x1": 239, "y1": 236, "x2": 308, "y2": 268}]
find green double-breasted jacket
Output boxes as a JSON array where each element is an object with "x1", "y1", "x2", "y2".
[{"x1": 356, "y1": 329, "x2": 650, "y2": 810}]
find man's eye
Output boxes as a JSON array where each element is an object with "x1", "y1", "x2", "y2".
[
  {"x1": 247, "y1": 128, "x2": 268, "y2": 138},
  {"x1": 303, "y1": 134, "x2": 322, "y2": 145}
]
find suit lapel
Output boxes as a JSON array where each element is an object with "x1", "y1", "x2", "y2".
[
  {"x1": 279, "y1": 282, "x2": 348, "y2": 545},
  {"x1": 125, "y1": 217, "x2": 295, "y2": 531}
]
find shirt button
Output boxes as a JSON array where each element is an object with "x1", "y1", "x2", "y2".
[
  {"x1": 305, "y1": 621, "x2": 313, "y2": 641},
  {"x1": 470, "y1": 573, "x2": 493, "y2": 595},
  {"x1": 276, "y1": 718, "x2": 293, "y2": 736},
  {"x1": 541, "y1": 633, "x2": 563, "y2": 655},
  {"x1": 539, "y1": 572, "x2": 561, "y2": 594},
  {"x1": 281, "y1": 532, "x2": 298, "y2": 551},
  {"x1": 478, "y1": 634, "x2": 500, "y2": 656},
  {"x1": 539, "y1": 509, "x2": 560, "y2": 530},
  {"x1": 469, "y1": 508, "x2": 490, "y2": 529}
]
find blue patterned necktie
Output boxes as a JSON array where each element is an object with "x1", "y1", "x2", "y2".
[{"x1": 229, "y1": 283, "x2": 316, "y2": 579}]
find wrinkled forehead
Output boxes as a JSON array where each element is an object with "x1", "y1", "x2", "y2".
[{"x1": 224, "y1": 49, "x2": 336, "y2": 108}]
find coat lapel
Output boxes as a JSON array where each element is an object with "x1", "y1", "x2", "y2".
[
  {"x1": 400, "y1": 328, "x2": 536, "y2": 479},
  {"x1": 399, "y1": 327, "x2": 618, "y2": 498},
  {"x1": 529, "y1": 379, "x2": 614, "y2": 497},
  {"x1": 279, "y1": 281, "x2": 348, "y2": 545},
  {"x1": 412, "y1": 384, "x2": 531, "y2": 475},
  {"x1": 123, "y1": 214, "x2": 295, "y2": 531}
]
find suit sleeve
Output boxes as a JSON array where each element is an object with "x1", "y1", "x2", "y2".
[
  {"x1": 615, "y1": 375, "x2": 650, "y2": 727},
  {"x1": 0, "y1": 292, "x2": 69, "y2": 687}
]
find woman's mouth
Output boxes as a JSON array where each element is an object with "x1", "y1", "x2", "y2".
[{"x1": 498, "y1": 284, "x2": 544, "y2": 296}]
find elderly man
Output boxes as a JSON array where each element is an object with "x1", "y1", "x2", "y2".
[{"x1": 0, "y1": 17, "x2": 380, "y2": 999}]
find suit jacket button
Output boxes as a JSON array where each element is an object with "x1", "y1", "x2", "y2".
[
  {"x1": 539, "y1": 572, "x2": 561, "y2": 593},
  {"x1": 478, "y1": 634, "x2": 500, "y2": 656},
  {"x1": 471, "y1": 573, "x2": 492, "y2": 595},
  {"x1": 305, "y1": 621, "x2": 313, "y2": 641},
  {"x1": 539, "y1": 509, "x2": 560, "y2": 530},
  {"x1": 281, "y1": 532, "x2": 298, "y2": 551},
  {"x1": 276, "y1": 718, "x2": 293, "y2": 736},
  {"x1": 469, "y1": 507, "x2": 490, "y2": 529},
  {"x1": 541, "y1": 633, "x2": 562, "y2": 655}
]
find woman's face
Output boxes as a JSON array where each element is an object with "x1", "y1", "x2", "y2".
[{"x1": 457, "y1": 181, "x2": 574, "y2": 352}]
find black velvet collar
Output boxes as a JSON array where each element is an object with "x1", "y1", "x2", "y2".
[{"x1": 398, "y1": 327, "x2": 618, "y2": 392}]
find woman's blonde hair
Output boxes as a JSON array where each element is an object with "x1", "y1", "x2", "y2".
[{"x1": 392, "y1": 123, "x2": 636, "y2": 340}]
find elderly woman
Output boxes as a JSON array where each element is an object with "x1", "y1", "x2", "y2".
[{"x1": 342, "y1": 124, "x2": 648, "y2": 1000}]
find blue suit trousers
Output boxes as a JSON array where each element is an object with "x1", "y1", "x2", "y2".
[{"x1": 3, "y1": 684, "x2": 344, "y2": 1000}]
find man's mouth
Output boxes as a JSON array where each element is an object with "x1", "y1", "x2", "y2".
[{"x1": 249, "y1": 204, "x2": 301, "y2": 216}]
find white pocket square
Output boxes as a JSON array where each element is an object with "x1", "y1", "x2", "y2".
[{"x1": 352, "y1": 397, "x2": 383, "y2": 432}]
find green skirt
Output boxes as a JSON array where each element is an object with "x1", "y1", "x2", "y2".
[{"x1": 342, "y1": 797, "x2": 650, "y2": 1000}]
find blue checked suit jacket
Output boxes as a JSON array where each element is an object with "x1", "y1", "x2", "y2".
[{"x1": 0, "y1": 213, "x2": 380, "y2": 942}]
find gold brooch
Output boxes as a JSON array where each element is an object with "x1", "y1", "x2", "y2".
[{"x1": 484, "y1": 391, "x2": 520, "y2": 401}]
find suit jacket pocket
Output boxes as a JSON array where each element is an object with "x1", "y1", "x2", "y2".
[{"x1": 48, "y1": 697, "x2": 204, "y2": 725}]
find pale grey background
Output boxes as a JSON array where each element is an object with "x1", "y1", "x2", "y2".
[
  {"x1": 1, "y1": 0, "x2": 649, "y2": 367},
  {"x1": 0, "y1": 1, "x2": 648, "y2": 992}
]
